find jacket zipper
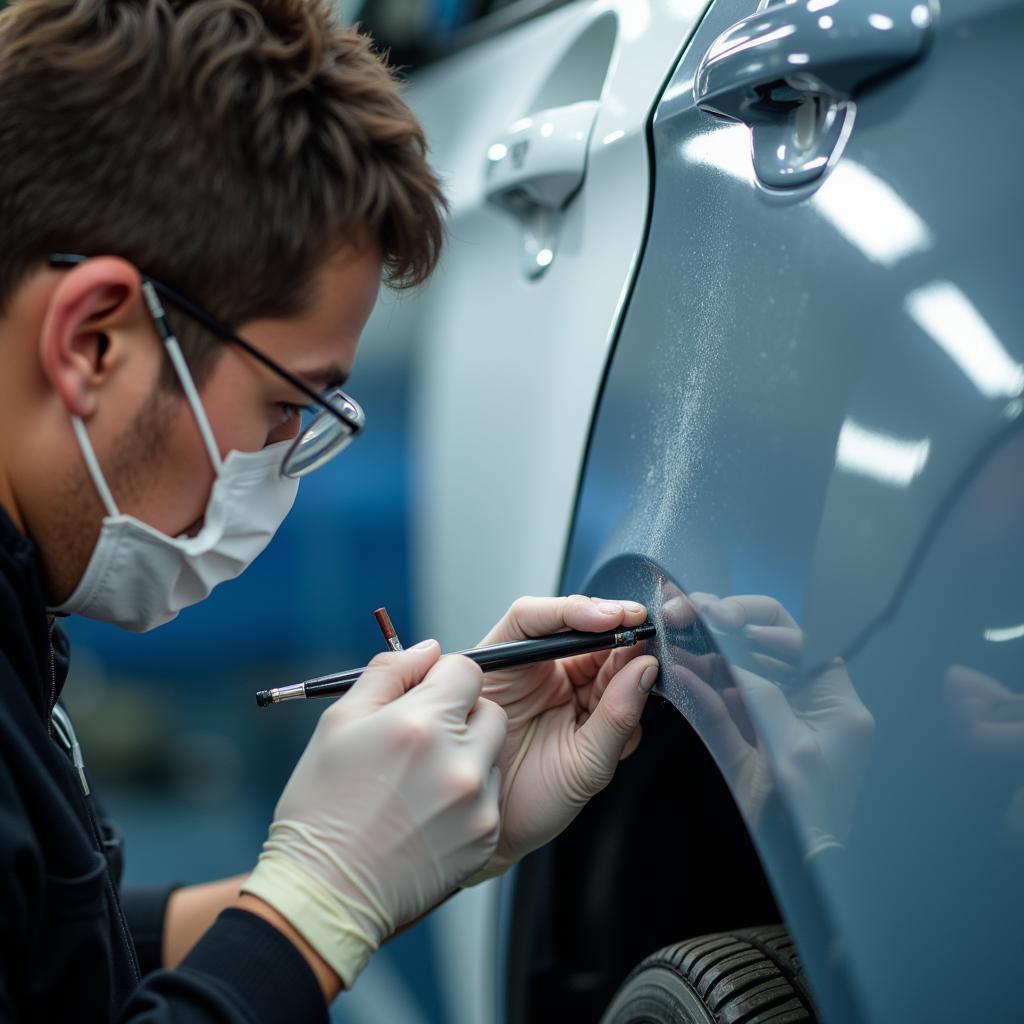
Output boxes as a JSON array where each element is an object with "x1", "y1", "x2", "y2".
[
  {"x1": 47, "y1": 623, "x2": 142, "y2": 984},
  {"x1": 47, "y1": 618, "x2": 57, "y2": 723}
]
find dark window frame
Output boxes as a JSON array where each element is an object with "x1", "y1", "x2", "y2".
[{"x1": 360, "y1": 0, "x2": 579, "y2": 72}]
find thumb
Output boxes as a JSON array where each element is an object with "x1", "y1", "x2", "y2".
[
  {"x1": 340, "y1": 640, "x2": 442, "y2": 716},
  {"x1": 574, "y1": 656, "x2": 659, "y2": 794}
]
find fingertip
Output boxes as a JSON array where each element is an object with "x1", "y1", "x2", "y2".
[
  {"x1": 406, "y1": 638, "x2": 442, "y2": 668},
  {"x1": 444, "y1": 652, "x2": 485, "y2": 682},
  {"x1": 564, "y1": 595, "x2": 623, "y2": 631},
  {"x1": 612, "y1": 653, "x2": 659, "y2": 694},
  {"x1": 417, "y1": 652, "x2": 485, "y2": 712},
  {"x1": 474, "y1": 693, "x2": 507, "y2": 714},
  {"x1": 349, "y1": 642, "x2": 441, "y2": 706},
  {"x1": 470, "y1": 695, "x2": 509, "y2": 734},
  {"x1": 637, "y1": 659, "x2": 660, "y2": 695}
]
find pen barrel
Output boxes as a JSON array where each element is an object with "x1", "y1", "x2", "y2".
[
  {"x1": 303, "y1": 667, "x2": 364, "y2": 700},
  {"x1": 458, "y1": 627, "x2": 629, "y2": 672},
  {"x1": 262, "y1": 623, "x2": 654, "y2": 705},
  {"x1": 301, "y1": 633, "x2": 623, "y2": 699}
]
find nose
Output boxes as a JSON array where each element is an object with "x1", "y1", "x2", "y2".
[{"x1": 266, "y1": 409, "x2": 303, "y2": 446}]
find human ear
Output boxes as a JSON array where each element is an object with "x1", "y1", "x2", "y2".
[{"x1": 38, "y1": 256, "x2": 146, "y2": 418}]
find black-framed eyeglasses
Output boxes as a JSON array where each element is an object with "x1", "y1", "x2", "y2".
[{"x1": 48, "y1": 253, "x2": 365, "y2": 478}]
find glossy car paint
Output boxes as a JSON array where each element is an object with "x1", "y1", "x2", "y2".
[
  {"x1": 562, "y1": 0, "x2": 1024, "y2": 1019},
  {"x1": 396, "y1": 0, "x2": 710, "y2": 651},
  {"x1": 358, "y1": 5, "x2": 711, "y2": 1021}
]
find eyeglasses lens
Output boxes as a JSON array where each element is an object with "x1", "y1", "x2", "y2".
[{"x1": 281, "y1": 390, "x2": 363, "y2": 478}]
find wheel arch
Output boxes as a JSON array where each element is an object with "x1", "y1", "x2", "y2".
[{"x1": 503, "y1": 694, "x2": 782, "y2": 1023}]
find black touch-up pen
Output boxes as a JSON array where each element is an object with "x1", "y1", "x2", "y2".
[{"x1": 255, "y1": 622, "x2": 656, "y2": 707}]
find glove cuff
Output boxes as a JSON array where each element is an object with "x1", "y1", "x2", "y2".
[
  {"x1": 241, "y1": 854, "x2": 378, "y2": 989},
  {"x1": 461, "y1": 855, "x2": 516, "y2": 889}
]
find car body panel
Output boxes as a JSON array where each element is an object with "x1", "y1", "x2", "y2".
[
  {"x1": 562, "y1": 0, "x2": 1024, "y2": 1018},
  {"x1": 359, "y1": 5, "x2": 712, "y2": 1021},
  {"x1": 392, "y1": 0, "x2": 710, "y2": 651}
]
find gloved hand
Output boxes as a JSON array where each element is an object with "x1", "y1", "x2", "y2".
[
  {"x1": 462, "y1": 595, "x2": 659, "y2": 886},
  {"x1": 241, "y1": 641, "x2": 507, "y2": 988}
]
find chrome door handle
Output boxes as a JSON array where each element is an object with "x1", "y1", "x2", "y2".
[
  {"x1": 485, "y1": 100, "x2": 600, "y2": 213},
  {"x1": 694, "y1": 0, "x2": 935, "y2": 188},
  {"x1": 484, "y1": 100, "x2": 601, "y2": 278}
]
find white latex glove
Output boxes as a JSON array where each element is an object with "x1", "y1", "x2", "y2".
[
  {"x1": 463, "y1": 595, "x2": 659, "y2": 885},
  {"x1": 241, "y1": 641, "x2": 507, "y2": 988}
]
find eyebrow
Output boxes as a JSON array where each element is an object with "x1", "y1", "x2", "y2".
[{"x1": 294, "y1": 363, "x2": 350, "y2": 392}]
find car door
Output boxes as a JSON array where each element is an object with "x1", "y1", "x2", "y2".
[
  {"x1": 563, "y1": 0, "x2": 1024, "y2": 1020},
  {"x1": 373, "y1": 0, "x2": 713, "y2": 652},
  {"x1": 353, "y1": 5, "x2": 712, "y2": 1022}
]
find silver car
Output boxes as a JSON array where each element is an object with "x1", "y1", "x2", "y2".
[{"x1": 367, "y1": 0, "x2": 1024, "y2": 1019}]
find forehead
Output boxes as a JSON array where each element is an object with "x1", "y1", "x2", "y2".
[
  {"x1": 241, "y1": 241, "x2": 384, "y2": 383},
  {"x1": 309, "y1": 241, "x2": 385, "y2": 327}
]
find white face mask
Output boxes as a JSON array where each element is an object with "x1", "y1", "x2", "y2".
[{"x1": 49, "y1": 332, "x2": 299, "y2": 632}]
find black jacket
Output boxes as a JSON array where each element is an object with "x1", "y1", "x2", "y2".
[{"x1": 0, "y1": 508, "x2": 328, "y2": 1022}]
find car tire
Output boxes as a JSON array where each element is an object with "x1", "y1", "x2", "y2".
[{"x1": 599, "y1": 925, "x2": 817, "y2": 1024}]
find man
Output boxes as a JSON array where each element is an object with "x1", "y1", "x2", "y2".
[{"x1": 0, "y1": 0, "x2": 660, "y2": 1020}]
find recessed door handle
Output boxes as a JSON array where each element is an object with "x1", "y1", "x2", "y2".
[
  {"x1": 694, "y1": 0, "x2": 935, "y2": 188},
  {"x1": 484, "y1": 100, "x2": 601, "y2": 279},
  {"x1": 485, "y1": 100, "x2": 601, "y2": 213}
]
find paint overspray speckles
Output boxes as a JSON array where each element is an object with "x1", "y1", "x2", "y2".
[
  {"x1": 629, "y1": 266, "x2": 735, "y2": 571},
  {"x1": 634, "y1": 572, "x2": 700, "y2": 725}
]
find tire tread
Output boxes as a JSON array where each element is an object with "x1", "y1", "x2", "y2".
[{"x1": 607, "y1": 925, "x2": 816, "y2": 1024}]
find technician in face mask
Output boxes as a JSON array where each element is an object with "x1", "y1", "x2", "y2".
[{"x1": 0, "y1": 1, "x2": 660, "y2": 1022}]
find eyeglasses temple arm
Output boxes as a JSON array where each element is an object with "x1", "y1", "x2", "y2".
[{"x1": 47, "y1": 254, "x2": 358, "y2": 434}]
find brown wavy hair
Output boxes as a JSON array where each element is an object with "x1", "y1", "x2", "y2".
[{"x1": 0, "y1": 0, "x2": 446, "y2": 379}]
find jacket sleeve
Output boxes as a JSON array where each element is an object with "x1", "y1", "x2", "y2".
[
  {"x1": 0, "y1": 799, "x2": 44, "y2": 1023},
  {"x1": 118, "y1": 909, "x2": 330, "y2": 1024},
  {"x1": 121, "y1": 884, "x2": 182, "y2": 976},
  {"x1": 0, "y1": 643, "x2": 331, "y2": 1023}
]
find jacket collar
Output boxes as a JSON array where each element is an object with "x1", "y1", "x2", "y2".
[{"x1": 0, "y1": 503, "x2": 68, "y2": 718}]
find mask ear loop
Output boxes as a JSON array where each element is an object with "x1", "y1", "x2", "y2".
[
  {"x1": 71, "y1": 416, "x2": 119, "y2": 518},
  {"x1": 141, "y1": 280, "x2": 224, "y2": 475}
]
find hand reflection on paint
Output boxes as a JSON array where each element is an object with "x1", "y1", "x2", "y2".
[
  {"x1": 945, "y1": 665, "x2": 1024, "y2": 846},
  {"x1": 660, "y1": 583, "x2": 875, "y2": 858}
]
